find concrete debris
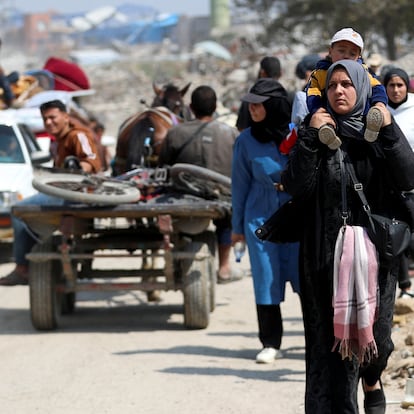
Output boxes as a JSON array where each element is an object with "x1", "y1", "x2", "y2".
[
  {"x1": 385, "y1": 309, "x2": 414, "y2": 392},
  {"x1": 395, "y1": 297, "x2": 414, "y2": 315}
]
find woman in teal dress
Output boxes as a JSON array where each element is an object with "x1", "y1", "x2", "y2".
[{"x1": 231, "y1": 78, "x2": 300, "y2": 364}]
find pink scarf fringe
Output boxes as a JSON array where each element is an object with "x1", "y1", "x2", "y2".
[{"x1": 332, "y1": 225, "x2": 379, "y2": 363}]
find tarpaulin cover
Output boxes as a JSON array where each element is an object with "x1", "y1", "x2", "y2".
[{"x1": 43, "y1": 57, "x2": 90, "y2": 91}]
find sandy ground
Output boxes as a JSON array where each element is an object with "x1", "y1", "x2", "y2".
[{"x1": 0, "y1": 247, "x2": 410, "y2": 414}]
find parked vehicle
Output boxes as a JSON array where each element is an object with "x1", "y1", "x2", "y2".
[{"x1": 0, "y1": 112, "x2": 51, "y2": 241}]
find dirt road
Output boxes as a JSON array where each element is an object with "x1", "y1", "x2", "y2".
[{"x1": 0, "y1": 251, "x2": 406, "y2": 414}]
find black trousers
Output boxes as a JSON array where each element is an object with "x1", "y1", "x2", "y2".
[
  {"x1": 398, "y1": 251, "x2": 412, "y2": 290},
  {"x1": 256, "y1": 304, "x2": 283, "y2": 349}
]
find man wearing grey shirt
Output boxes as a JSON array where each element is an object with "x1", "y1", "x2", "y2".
[{"x1": 159, "y1": 85, "x2": 241, "y2": 283}]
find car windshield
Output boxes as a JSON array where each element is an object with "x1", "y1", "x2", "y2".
[{"x1": 0, "y1": 125, "x2": 25, "y2": 163}]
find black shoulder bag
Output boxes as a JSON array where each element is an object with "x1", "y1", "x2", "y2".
[
  {"x1": 255, "y1": 158, "x2": 320, "y2": 244},
  {"x1": 255, "y1": 197, "x2": 303, "y2": 243},
  {"x1": 255, "y1": 151, "x2": 321, "y2": 243},
  {"x1": 340, "y1": 149, "x2": 410, "y2": 262}
]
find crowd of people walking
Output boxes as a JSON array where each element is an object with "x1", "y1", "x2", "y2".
[
  {"x1": 1, "y1": 24, "x2": 414, "y2": 414},
  {"x1": 231, "y1": 27, "x2": 414, "y2": 414}
]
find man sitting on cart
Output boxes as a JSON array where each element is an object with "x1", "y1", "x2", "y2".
[{"x1": 0, "y1": 99, "x2": 101, "y2": 286}]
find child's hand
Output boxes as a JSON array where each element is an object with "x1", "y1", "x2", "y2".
[
  {"x1": 310, "y1": 108, "x2": 336, "y2": 130},
  {"x1": 373, "y1": 102, "x2": 391, "y2": 127}
]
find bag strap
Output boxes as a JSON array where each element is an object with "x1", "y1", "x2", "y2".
[
  {"x1": 339, "y1": 148, "x2": 375, "y2": 230},
  {"x1": 339, "y1": 148, "x2": 349, "y2": 225},
  {"x1": 175, "y1": 121, "x2": 211, "y2": 159}
]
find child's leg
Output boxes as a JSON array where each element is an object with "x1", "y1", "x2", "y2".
[
  {"x1": 318, "y1": 124, "x2": 342, "y2": 150},
  {"x1": 364, "y1": 103, "x2": 385, "y2": 142}
]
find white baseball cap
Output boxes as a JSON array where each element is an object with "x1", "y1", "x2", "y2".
[{"x1": 331, "y1": 28, "x2": 364, "y2": 51}]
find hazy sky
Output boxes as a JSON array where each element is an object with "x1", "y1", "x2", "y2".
[{"x1": 13, "y1": 0, "x2": 210, "y2": 16}]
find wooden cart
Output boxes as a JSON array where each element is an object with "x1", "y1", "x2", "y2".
[{"x1": 13, "y1": 194, "x2": 230, "y2": 331}]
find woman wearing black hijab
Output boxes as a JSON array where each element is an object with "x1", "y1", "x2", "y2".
[{"x1": 231, "y1": 78, "x2": 300, "y2": 364}]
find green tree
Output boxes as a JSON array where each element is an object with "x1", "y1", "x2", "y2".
[{"x1": 234, "y1": 0, "x2": 414, "y2": 60}]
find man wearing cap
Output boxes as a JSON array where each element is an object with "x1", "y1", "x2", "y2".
[
  {"x1": 306, "y1": 27, "x2": 388, "y2": 150},
  {"x1": 236, "y1": 56, "x2": 284, "y2": 131}
]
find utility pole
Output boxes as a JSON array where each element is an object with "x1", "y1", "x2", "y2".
[{"x1": 210, "y1": 0, "x2": 231, "y2": 35}]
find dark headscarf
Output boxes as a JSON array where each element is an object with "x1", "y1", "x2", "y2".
[
  {"x1": 325, "y1": 59, "x2": 371, "y2": 140},
  {"x1": 383, "y1": 67, "x2": 410, "y2": 109},
  {"x1": 251, "y1": 97, "x2": 291, "y2": 144},
  {"x1": 295, "y1": 54, "x2": 320, "y2": 80},
  {"x1": 241, "y1": 78, "x2": 291, "y2": 144},
  {"x1": 383, "y1": 67, "x2": 410, "y2": 89}
]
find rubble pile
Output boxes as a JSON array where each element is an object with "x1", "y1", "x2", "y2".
[
  {"x1": 79, "y1": 50, "x2": 414, "y2": 139},
  {"x1": 80, "y1": 61, "x2": 153, "y2": 136},
  {"x1": 383, "y1": 297, "x2": 414, "y2": 396},
  {"x1": 78, "y1": 56, "x2": 260, "y2": 136}
]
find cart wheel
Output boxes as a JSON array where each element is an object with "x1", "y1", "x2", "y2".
[
  {"x1": 29, "y1": 239, "x2": 62, "y2": 330},
  {"x1": 32, "y1": 168, "x2": 141, "y2": 205},
  {"x1": 193, "y1": 231, "x2": 217, "y2": 312},
  {"x1": 181, "y1": 241, "x2": 210, "y2": 329}
]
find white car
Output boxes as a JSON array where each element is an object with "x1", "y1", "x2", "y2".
[{"x1": 0, "y1": 112, "x2": 51, "y2": 241}]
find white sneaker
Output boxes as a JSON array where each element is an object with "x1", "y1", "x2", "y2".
[
  {"x1": 399, "y1": 290, "x2": 414, "y2": 299},
  {"x1": 255, "y1": 347, "x2": 283, "y2": 364}
]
